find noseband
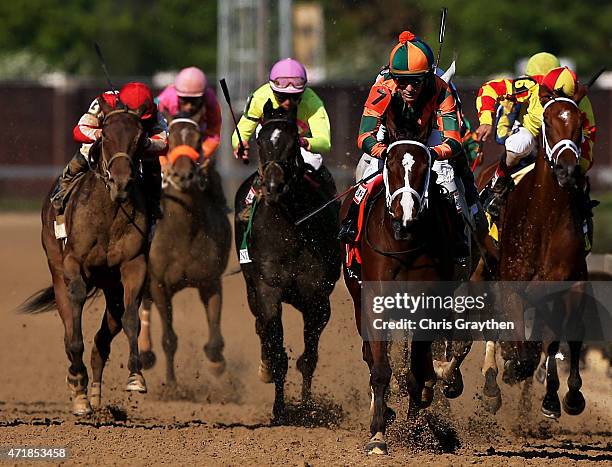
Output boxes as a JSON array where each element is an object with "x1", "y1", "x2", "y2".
[
  {"x1": 541, "y1": 97, "x2": 581, "y2": 166},
  {"x1": 383, "y1": 140, "x2": 432, "y2": 218}
]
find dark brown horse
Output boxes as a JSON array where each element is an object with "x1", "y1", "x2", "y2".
[
  {"x1": 480, "y1": 86, "x2": 590, "y2": 419},
  {"x1": 138, "y1": 115, "x2": 231, "y2": 384},
  {"x1": 20, "y1": 100, "x2": 150, "y2": 415},
  {"x1": 341, "y1": 126, "x2": 465, "y2": 455},
  {"x1": 234, "y1": 100, "x2": 341, "y2": 423}
]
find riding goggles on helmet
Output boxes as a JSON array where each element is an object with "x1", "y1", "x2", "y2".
[{"x1": 271, "y1": 76, "x2": 306, "y2": 90}]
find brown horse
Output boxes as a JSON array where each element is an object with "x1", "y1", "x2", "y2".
[
  {"x1": 480, "y1": 86, "x2": 590, "y2": 419},
  {"x1": 138, "y1": 115, "x2": 231, "y2": 384},
  {"x1": 341, "y1": 127, "x2": 465, "y2": 455},
  {"x1": 20, "y1": 100, "x2": 150, "y2": 415}
]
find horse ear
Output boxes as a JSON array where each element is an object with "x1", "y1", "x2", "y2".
[
  {"x1": 573, "y1": 83, "x2": 588, "y2": 104},
  {"x1": 539, "y1": 84, "x2": 554, "y2": 106},
  {"x1": 98, "y1": 96, "x2": 114, "y2": 115},
  {"x1": 263, "y1": 98, "x2": 274, "y2": 117}
]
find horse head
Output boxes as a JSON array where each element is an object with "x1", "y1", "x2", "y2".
[
  {"x1": 383, "y1": 118, "x2": 432, "y2": 240},
  {"x1": 539, "y1": 85, "x2": 586, "y2": 189},
  {"x1": 98, "y1": 98, "x2": 146, "y2": 202},
  {"x1": 164, "y1": 114, "x2": 207, "y2": 192},
  {"x1": 257, "y1": 98, "x2": 302, "y2": 204}
]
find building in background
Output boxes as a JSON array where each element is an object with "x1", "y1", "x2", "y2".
[{"x1": 293, "y1": 3, "x2": 326, "y2": 83}]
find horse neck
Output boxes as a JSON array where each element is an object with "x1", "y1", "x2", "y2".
[{"x1": 532, "y1": 145, "x2": 580, "y2": 230}]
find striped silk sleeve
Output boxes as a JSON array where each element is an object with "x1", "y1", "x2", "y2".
[{"x1": 476, "y1": 78, "x2": 513, "y2": 126}]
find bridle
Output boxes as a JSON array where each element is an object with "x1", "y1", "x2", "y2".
[
  {"x1": 383, "y1": 140, "x2": 432, "y2": 219},
  {"x1": 164, "y1": 117, "x2": 206, "y2": 192},
  {"x1": 257, "y1": 118, "x2": 302, "y2": 191},
  {"x1": 99, "y1": 108, "x2": 143, "y2": 183},
  {"x1": 541, "y1": 97, "x2": 581, "y2": 167}
]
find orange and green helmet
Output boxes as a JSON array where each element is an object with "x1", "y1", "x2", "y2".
[{"x1": 388, "y1": 31, "x2": 435, "y2": 78}]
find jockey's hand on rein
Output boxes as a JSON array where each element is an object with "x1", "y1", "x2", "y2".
[
  {"x1": 475, "y1": 124, "x2": 492, "y2": 143},
  {"x1": 234, "y1": 141, "x2": 250, "y2": 161}
]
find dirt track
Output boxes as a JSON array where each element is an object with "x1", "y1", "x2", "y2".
[{"x1": 1, "y1": 213, "x2": 610, "y2": 466}]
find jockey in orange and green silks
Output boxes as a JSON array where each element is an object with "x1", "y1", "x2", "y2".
[{"x1": 340, "y1": 31, "x2": 475, "y2": 271}]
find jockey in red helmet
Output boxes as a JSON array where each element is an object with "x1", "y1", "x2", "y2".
[{"x1": 51, "y1": 82, "x2": 168, "y2": 222}]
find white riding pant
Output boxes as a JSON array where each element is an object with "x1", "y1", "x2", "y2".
[{"x1": 505, "y1": 125, "x2": 535, "y2": 167}]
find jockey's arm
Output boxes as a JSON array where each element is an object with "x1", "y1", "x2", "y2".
[
  {"x1": 303, "y1": 91, "x2": 331, "y2": 154},
  {"x1": 357, "y1": 83, "x2": 392, "y2": 158},
  {"x1": 579, "y1": 95, "x2": 596, "y2": 172},
  {"x1": 476, "y1": 78, "x2": 513, "y2": 126},
  {"x1": 73, "y1": 97, "x2": 103, "y2": 143},
  {"x1": 231, "y1": 88, "x2": 264, "y2": 150},
  {"x1": 431, "y1": 84, "x2": 462, "y2": 160},
  {"x1": 142, "y1": 111, "x2": 169, "y2": 156},
  {"x1": 201, "y1": 88, "x2": 222, "y2": 158}
]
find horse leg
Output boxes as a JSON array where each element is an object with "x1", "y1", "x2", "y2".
[
  {"x1": 138, "y1": 291, "x2": 156, "y2": 370},
  {"x1": 61, "y1": 257, "x2": 91, "y2": 416},
  {"x1": 248, "y1": 284, "x2": 287, "y2": 423},
  {"x1": 150, "y1": 279, "x2": 177, "y2": 385},
  {"x1": 296, "y1": 297, "x2": 331, "y2": 403},
  {"x1": 563, "y1": 340, "x2": 586, "y2": 415},
  {"x1": 198, "y1": 280, "x2": 226, "y2": 376},
  {"x1": 90, "y1": 286, "x2": 123, "y2": 409},
  {"x1": 482, "y1": 340, "x2": 502, "y2": 413},
  {"x1": 365, "y1": 340, "x2": 393, "y2": 455},
  {"x1": 541, "y1": 340, "x2": 561, "y2": 418},
  {"x1": 411, "y1": 340, "x2": 436, "y2": 411},
  {"x1": 120, "y1": 256, "x2": 147, "y2": 393},
  {"x1": 434, "y1": 339, "x2": 472, "y2": 399}
]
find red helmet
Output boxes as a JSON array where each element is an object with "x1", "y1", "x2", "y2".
[{"x1": 118, "y1": 82, "x2": 155, "y2": 119}]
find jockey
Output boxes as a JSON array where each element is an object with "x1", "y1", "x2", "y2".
[
  {"x1": 477, "y1": 57, "x2": 596, "y2": 219},
  {"x1": 51, "y1": 82, "x2": 168, "y2": 222},
  {"x1": 339, "y1": 31, "x2": 468, "y2": 264},
  {"x1": 156, "y1": 66, "x2": 227, "y2": 209},
  {"x1": 231, "y1": 58, "x2": 335, "y2": 203}
]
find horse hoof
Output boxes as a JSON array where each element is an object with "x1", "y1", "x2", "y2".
[
  {"x1": 258, "y1": 361, "x2": 273, "y2": 384},
  {"x1": 562, "y1": 391, "x2": 585, "y2": 416},
  {"x1": 541, "y1": 393, "x2": 561, "y2": 419},
  {"x1": 208, "y1": 358, "x2": 226, "y2": 377},
  {"x1": 72, "y1": 394, "x2": 92, "y2": 416},
  {"x1": 443, "y1": 371, "x2": 464, "y2": 399},
  {"x1": 365, "y1": 432, "x2": 388, "y2": 455},
  {"x1": 89, "y1": 383, "x2": 102, "y2": 410},
  {"x1": 139, "y1": 350, "x2": 157, "y2": 370},
  {"x1": 126, "y1": 373, "x2": 147, "y2": 393},
  {"x1": 421, "y1": 386, "x2": 435, "y2": 408}
]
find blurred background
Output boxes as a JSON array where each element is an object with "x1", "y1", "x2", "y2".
[{"x1": 1, "y1": 0, "x2": 611, "y2": 249}]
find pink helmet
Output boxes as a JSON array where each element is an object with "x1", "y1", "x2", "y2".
[
  {"x1": 175, "y1": 67, "x2": 207, "y2": 97},
  {"x1": 269, "y1": 58, "x2": 307, "y2": 94}
]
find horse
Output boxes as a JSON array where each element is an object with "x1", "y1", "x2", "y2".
[
  {"x1": 233, "y1": 99, "x2": 341, "y2": 423},
  {"x1": 137, "y1": 113, "x2": 231, "y2": 384},
  {"x1": 479, "y1": 85, "x2": 590, "y2": 419},
  {"x1": 340, "y1": 121, "x2": 470, "y2": 455},
  {"x1": 19, "y1": 99, "x2": 150, "y2": 415}
]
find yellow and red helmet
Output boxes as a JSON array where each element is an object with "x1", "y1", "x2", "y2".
[
  {"x1": 542, "y1": 67, "x2": 578, "y2": 97},
  {"x1": 388, "y1": 31, "x2": 434, "y2": 78}
]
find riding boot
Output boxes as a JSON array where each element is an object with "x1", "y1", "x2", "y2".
[
  {"x1": 238, "y1": 176, "x2": 262, "y2": 223},
  {"x1": 142, "y1": 158, "x2": 163, "y2": 224},
  {"x1": 51, "y1": 150, "x2": 90, "y2": 214},
  {"x1": 580, "y1": 176, "x2": 598, "y2": 253},
  {"x1": 482, "y1": 154, "x2": 514, "y2": 220},
  {"x1": 338, "y1": 201, "x2": 360, "y2": 243}
]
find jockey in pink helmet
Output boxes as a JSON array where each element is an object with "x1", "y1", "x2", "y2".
[
  {"x1": 156, "y1": 66, "x2": 222, "y2": 160},
  {"x1": 231, "y1": 58, "x2": 335, "y2": 219}
]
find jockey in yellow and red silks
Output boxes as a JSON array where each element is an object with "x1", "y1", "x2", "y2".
[
  {"x1": 339, "y1": 31, "x2": 464, "y2": 247},
  {"x1": 475, "y1": 53, "x2": 596, "y2": 219}
]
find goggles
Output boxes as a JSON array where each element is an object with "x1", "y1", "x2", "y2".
[
  {"x1": 271, "y1": 76, "x2": 306, "y2": 90},
  {"x1": 273, "y1": 91, "x2": 303, "y2": 103},
  {"x1": 395, "y1": 75, "x2": 427, "y2": 87}
]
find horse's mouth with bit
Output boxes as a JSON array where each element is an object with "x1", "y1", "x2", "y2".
[{"x1": 391, "y1": 218, "x2": 416, "y2": 241}]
